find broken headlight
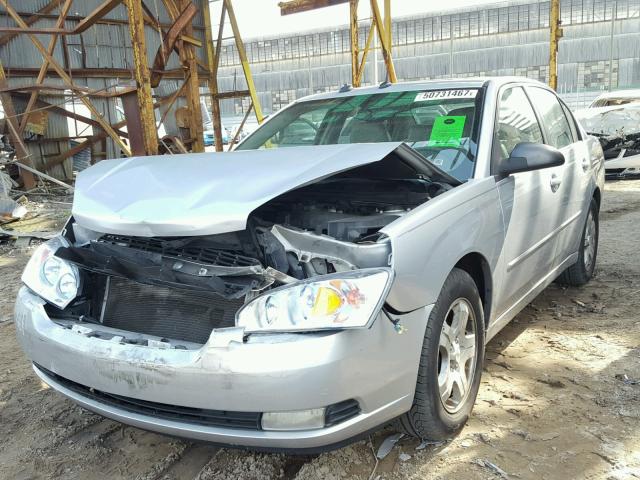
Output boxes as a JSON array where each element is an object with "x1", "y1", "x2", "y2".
[
  {"x1": 236, "y1": 269, "x2": 392, "y2": 333},
  {"x1": 22, "y1": 236, "x2": 80, "y2": 309}
]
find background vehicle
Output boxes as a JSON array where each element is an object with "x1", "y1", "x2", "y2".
[
  {"x1": 15, "y1": 78, "x2": 604, "y2": 451},
  {"x1": 575, "y1": 96, "x2": 640, "y2": 178}
]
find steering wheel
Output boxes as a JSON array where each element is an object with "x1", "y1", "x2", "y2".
[
  {"x1": 297, "y1": 117, "x2": 318, "y2": 132},
  {"x1": 414, "y1": 145, "x2": 469, "y2": 170}
]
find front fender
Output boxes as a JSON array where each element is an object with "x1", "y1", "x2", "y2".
[{"x1": 381, "y1": 177, "x2": 504, "y2": 312}]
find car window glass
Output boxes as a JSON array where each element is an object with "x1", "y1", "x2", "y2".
[
  {"x1": 237, "y1": 89, "x2": 482, "y2": 182},
  {"x1": 527, "y1": 87, "x2": 573, "y2": 149},
  {"x1": 261, "y1": 109, "x2": 328, "y2": 147},
  {"x1": 495, "y1": 87, "x2": 543, "y2": 161}
]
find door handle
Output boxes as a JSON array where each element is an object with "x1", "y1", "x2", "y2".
[
  {"x1": 581, "y1": 157, "x2": 590, "y2": 172},
  {"x1": 550, "y1": 174, "x2": 562, "y2": 192}
]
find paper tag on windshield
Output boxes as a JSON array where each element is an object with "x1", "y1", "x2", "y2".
[
  {"x1": 415, "y1": 89, "x2": 478, "y2": 102},
  {"x1": 428, "y1": 116, "x2": 466, "y2": 147}
]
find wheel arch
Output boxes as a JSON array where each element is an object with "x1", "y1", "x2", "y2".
[
  {"x1": 453, "y1": 252, "x2": 493, "y2": 328},
  {"x1": 592, "y1": 186, "x2": 601, "y2": 210}
]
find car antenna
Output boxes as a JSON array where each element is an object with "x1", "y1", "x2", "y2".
[{"x1": 339, "y1": 83, "x2": 352, "y2": 93}]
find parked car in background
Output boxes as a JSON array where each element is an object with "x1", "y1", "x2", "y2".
[
  {"x1": 15, "y1": 78, "x2": 603, "y2": 451},
  {"x1": 203, "y1": 122, "x2": 230, "y2": 147},
  {"x1": 575, "y1": 93, "x2": 640, "y2": 178},
  {"x1": 589, "y1": 89, "x2": 640, "y2": 107}
]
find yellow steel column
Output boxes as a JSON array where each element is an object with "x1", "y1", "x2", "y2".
[
  {"x1": 204, "y1": 0, "x2": 226, "y2": 151},
  {"x1": 370, "y1": 0, "x2": 396, "y2": 83},
  {"x1": 124, "y1": 0, "x2": 158, "y2": 155},
  {"x1": 224, "y1": 0, "x2": 264, "y2": 123},
  {"x1": 181, "y1": 0, "x2": 204, "y2": 152},
  {"x1": 349, "y1": 0, "x2": 359, "y2": 86},
  {"x1": 384, "y1": 0, "x2": 391, "y2": 47},
  {"x1": 549, "y1": 0, "x2": 562, "y2": 90},
  {"x1": 355, "y1": 20, "x2": 375, "y2": 85}
]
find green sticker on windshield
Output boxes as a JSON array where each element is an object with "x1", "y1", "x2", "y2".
[{"x1": 427, "y1": 116, "x2": 466, "y2": 147}]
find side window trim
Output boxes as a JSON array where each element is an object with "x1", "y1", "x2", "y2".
[
  {"x1": 559, "y1": 99, "x2": 581, "y2": 142},
  {"x1": 522, "y1": 86, "x2": 554, "y2": 145},
  {"x1": 521, "y1": 86, "x2": 550, "y2": 145}
]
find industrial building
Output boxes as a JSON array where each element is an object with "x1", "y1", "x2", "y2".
[{"x1": 217, "y1": 0, "x2": 640, "y2": 122}]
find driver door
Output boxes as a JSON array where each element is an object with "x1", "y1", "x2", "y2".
[{"x1": 491, "y1": 86, "x2": 559, "y2": 316}]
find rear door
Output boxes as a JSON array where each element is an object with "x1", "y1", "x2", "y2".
[{"x1": 524, "y1": 86, "x2": 587, "y2": 267}]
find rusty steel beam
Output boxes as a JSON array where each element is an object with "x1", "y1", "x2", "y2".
[
  {"x1": 0, "y1": 26, "x2": 67, "y2": 34},
  {"x1": 1, "y1": 84, "x2": 135, "y2": 98},
  {"x1": 0, "y1": 0, "x2": 64, "y2": 47},
  {"x1": 6, "y1": 67, "x2": 209, "y2": 79},
  {"x1": 165, "y1": 0, "x2": 204, "y2": 152},
  {"x1": 278, "y1": 0, "x2": 348, "y2": 15},
  {"x1": 18, "y1": 0, "x2": 73, "y2": 135},
  {"x1": 124, "y1": 0, "x2": 158, "y2": 155},
  {"x1": 158, "y1": 76, "x2": 189, "y2": 129},
  {"x1": 0, "y1": 60, "x2": 36, "y2": 189},
  {"x1": 120, "y1": 89, "x2": 147, "y2": 156},
  {"x1": 12, "y1": 94, "x2": 129, "y2": 138},
  {"x1": 43, "y1": 120, "x2": 127, "y2": 171},
  {"x1": 0, "y1": 9, "x2": 206, "y2": 31},
  {"x1": 150, "y1": 1, "x2": 198, "y2": 88},
  {"x1": 73, "y1": 0, "x2": 123, "y2": 34},
  {"x1": 0, "y1": 0, "x2": 124, "y2": 37},
  {"x1": 214, "y1": 89, "x2": 251, "y2": 100},
  {"x1": 0, "y1": 0, "x2": 132, "y2": 156}
]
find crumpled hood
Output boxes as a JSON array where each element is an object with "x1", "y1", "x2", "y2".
[
  {"x1": 575, "y1": 104, "x2": 640, "y2": 136},
  {"x1": 73, "y1": 142, "x2": 423, "y2": 237}
]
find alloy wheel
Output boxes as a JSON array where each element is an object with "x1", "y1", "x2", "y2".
[
  {"x1": 583, "y1": 209, "x2": 597, "y2": 272},
  {"x1": 437, "y1": 298, "x2": 477, "y2": 414}
]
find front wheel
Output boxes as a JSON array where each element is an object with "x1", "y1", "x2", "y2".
[
  {"x1": 557, "y1": 198, "x2": 599, "y2": 286},
  {"x1": 397, "y1": 268, "x2": 485, "y2": 440}
]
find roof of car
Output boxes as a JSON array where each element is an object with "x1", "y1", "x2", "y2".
[
  {"x1": 593, "y1": 89, "x2": 640, "y2": 100},
  {"x1": 296, "y1": 77, "x2": 547, "y2": 103}
]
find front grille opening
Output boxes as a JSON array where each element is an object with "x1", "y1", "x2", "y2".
[
  {"x1": 98, "y1": 234, "x2": 260, "y2": 268},
  {"x1": 35, "y1": 364, "x2": 263, "y2": 430},
  {"x1": 99, "y1": 276, "x2": 245, "y2": 344}
]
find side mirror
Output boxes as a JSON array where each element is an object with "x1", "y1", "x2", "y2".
[{"x1": 499, "y1": 142, "x2": 565, "y2": 176}]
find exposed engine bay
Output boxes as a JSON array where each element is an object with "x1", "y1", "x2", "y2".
[
  {"x1": 593, "y1": 131, "x2": 640, "y2": 161},
  {"x1": 50, "y1": 153, "x2": 454, "y2": 343}
]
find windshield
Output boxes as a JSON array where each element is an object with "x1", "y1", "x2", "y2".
[{"x1": 237, "y1": 88, "x2": 482, "y2": 181}]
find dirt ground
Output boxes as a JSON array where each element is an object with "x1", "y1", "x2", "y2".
[{"x1": 0, "y1": 180, "x2": 638, "y2": 480}]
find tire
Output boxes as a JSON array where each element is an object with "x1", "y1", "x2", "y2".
[
  {"x1": 557, "y1": 198, "x2": 599, "y2": 286},
  {"x1": 397, "y1": 268, "x2": 485, "y2": 440}
]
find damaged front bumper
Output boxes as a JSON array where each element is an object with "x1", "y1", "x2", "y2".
[{"x1": 15, "y1": 287, "x2": 430, "y2": 450}]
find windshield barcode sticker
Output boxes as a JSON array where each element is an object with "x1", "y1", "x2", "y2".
[{"x1": 415, "y1": 89, "x2": 478, "y2": 101}]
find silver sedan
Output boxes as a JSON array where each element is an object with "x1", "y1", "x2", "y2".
[{"x1": 15, "y1": 77, "x2": 604, "y2": 451}]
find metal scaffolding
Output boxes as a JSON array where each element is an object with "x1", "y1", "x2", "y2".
[
  {"x1": 278, "y1": 0, "x2": 396, "y2": 87},
  {"x1": 0, "y1": 0, "x2": 263, "y2": 186}
]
